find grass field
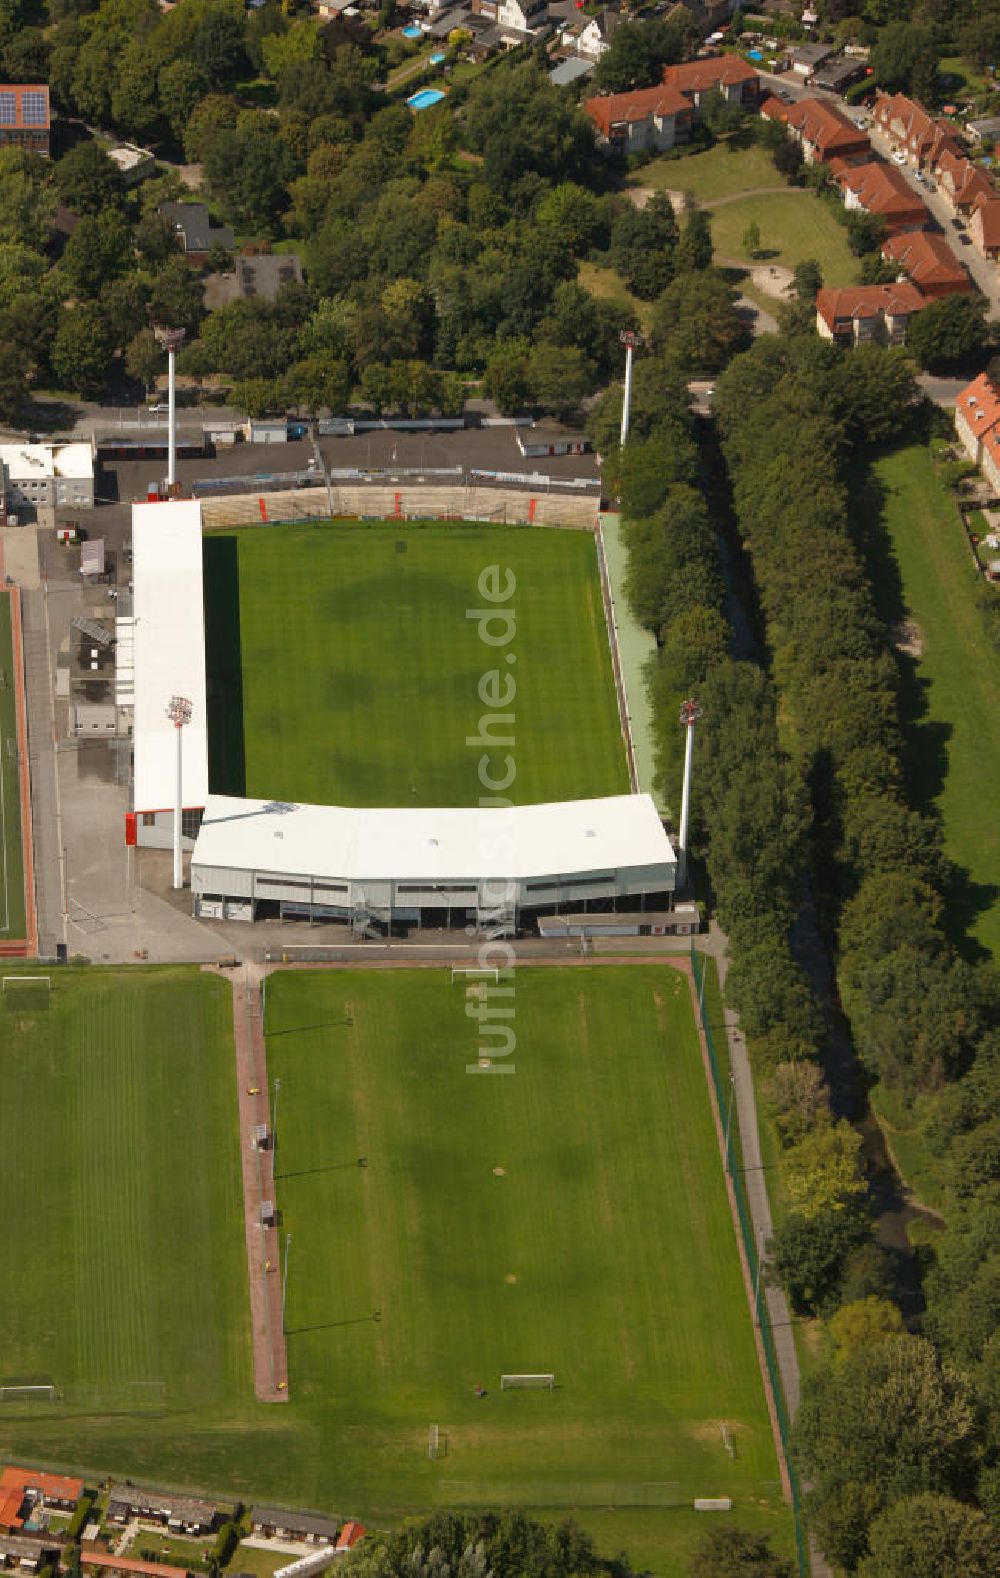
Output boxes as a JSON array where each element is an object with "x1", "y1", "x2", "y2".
[
  {"x1": 709, "y1": 190, "x2": 860, "y2": 279},
  {"x1": 0, "y1": 969, "x2": 248, "y2": 1416},
  {"x1": 0, "y1": 594, "x2": 26, "y2": 939},
  {"x1": 862, "y1": 443, "x2": 1000, "y2": 958},
  {"x1": 0, "y1": 964, "x2": 791, "y2": 1573},
  {"x1": 629, "y1": 143, "x2": 782, "y2": 203},
  {"x1": 576, "y1": 261, "x2": 654, "y2": 334},
  {"x1": 203, "y1": 522, "x2": 627, "y2": 808}
]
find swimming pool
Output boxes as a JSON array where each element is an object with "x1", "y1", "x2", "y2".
[
  {"x1": 748, "y1": 49, "x2": 763, "y2": 60},
  {"x1": 402, "y1": 24, "x2": 422, "y2": 37},
  {"x1": 408, "y1": 87, "x2": 446, "y2": 109},
  {"x1": 430, "y1": 50, "x2": 446, "y2": 64}
]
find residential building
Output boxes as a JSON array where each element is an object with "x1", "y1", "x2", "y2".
[
  {"x1": 335, "y1": 1524, "x2": 366, "y2": 1553},
  {"x1": 970, "y1": 197, "x2": 1000, "y2": 260},
  {"x1": 761, "y1": 94, "x2": 870, "y2": 166},
  {"x1": 158, "y1": 202, "x2": 236, "y2": 262},
  {"x1": 787, "y1": 41, "x2": 835, "y2": 78},
  {"x1": 586, "y1": 55, "x2": 757, "y2": 150},
  {"x1": 935, "y1": 149, "x2": 996, "y2": 215},
  {"x1": 250, "y1": 1509, "x2": 341, "y2": 1545},
  {"x1": 982, "y1": 422, "x2": 1000, "y2": 498},
  {"x1": 585, "y1": 80, "x2": 693, "y2": 152},
  {"x1": 837, "y1": 160, "x2": 927, "y2": 235},
  {"x1": 815, "y1": 282, "x2": 926, "y2": 347},
  {"x1": 106, "y1": 1487, "x2": 220, "y2": 1536},
  {"x1": 881, "y1": 230, "x2": 971, "y2": 298},
  {"x1": 0, "y1": 86, "x2": 50, "y2": 156},
  {"x1": 873, "y1": 90, "x2": 961, "y2": 170},
  {"x1": 0, "y1": 1469, "x2": 83, "y2": 1532},
  {"x1": 0, "y1": 1535, "x2": 56, "y2": 1572},
  {"x1": 967, "y1": 116, "x2": 1000, "y2": 145},
  {"x1": 549, "y1": 55, "x2": 595, "y2": 88},
  {"x1": 810, "y1": 54, "x2": 865, "y2": 95},
  {"x1": 954, "y1": 373, "x2": 1000, "y2": 465},
  {"x1": 496, "y1": 0, "x2": 548, "y2": 39},
  {"x1": 577, "y1": 9, "x2": 619, "y2": 56},
  {"x1": 0, "y1": 442, "x2": 94, "y2": 515}
]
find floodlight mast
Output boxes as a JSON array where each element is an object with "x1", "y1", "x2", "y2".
[
  {"x1": 165, "y1": 694, "x2": 193, "y2": 890},
  {"x1": 154, "y1": 327, "x2": 186, "y2": 490},
  {"x1": 677, "y1": 697, "x2": 701, "y2": 890},
  {"x1": 619, "y1": 330, "x2": 642, "y2": 448}
]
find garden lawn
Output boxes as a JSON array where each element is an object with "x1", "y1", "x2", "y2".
[
  {"x1": 868, "y1": 443, "x2": 1000, "y2": 958},
  {"x1": 629, "y1": 142, "x2": 784, "y2": 203},
  {"x1": 710, "y1": 190, "x2": 860, "y2": 280},
  {"x1": 576, "y1": 260, "x2": 653, "y2": 334},
  {"x1": 203, "y1": 521, "x2": 627, "y2": 808},
  {"x1": 0, "y1": 594, "x2": 25, "y2": 940}
]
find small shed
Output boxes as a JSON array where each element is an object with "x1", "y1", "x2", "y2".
[
  {"x1": 246, "y1": 419, "x2": 288, "y2": 445},
  {"x1": 260, "y1": 1200, "x2": 276, "y2": 1227},
  {"x1": 80, "y1": 538, "x2": 105, "y2": 577}
]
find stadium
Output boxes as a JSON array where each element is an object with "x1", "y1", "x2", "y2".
[{"x1": 121, "y1": 499, "x2": 679, "y2": 931}]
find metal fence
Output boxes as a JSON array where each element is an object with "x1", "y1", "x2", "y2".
[{"x1": 690, "y1": 945, "x2": 809, "y2": 1578}]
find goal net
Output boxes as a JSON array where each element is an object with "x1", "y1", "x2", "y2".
[
  {"x1": 500, "y1": 1373, "x2": 555, "y2": 1390},
  {"x1": 0, "y1": 1384, "x2": 56, "y2": 1404}
]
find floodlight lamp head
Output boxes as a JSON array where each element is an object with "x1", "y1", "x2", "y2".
[
  {"x1": 679, "y1": 697, "x2": 702, "y2": 728},
  {"x1": 619, "y1": 329, "x2": 642, "y2": 349},
  {"x1": 166, "y1": 694, "x2": 193, "y2": 727},
  {"x1": 154, "y1": 326, "x2": 186, "y2": 354}
]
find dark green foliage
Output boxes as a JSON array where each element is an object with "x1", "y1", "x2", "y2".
[
  {"x1": 592, "y1": 15, "x2": 694, "y2": 93},
  {"x1": 858, "y1": 1493, "x2": 1000, "y2": 1578},
  {"x1": 609, "y1": 193, "x2": 679, "y2": 300},
  {"x1": 688, "y1": 1525, "x2": 793, "y2": 1577},
  {"x1": 340, "y1": 1511, "x2": 631, "y2": 1577},
  {"x1": 53, "y1": 140, "x2": 125, "y2": 215},
  {"x1": 905, "y1": 294, "x2": 991, "y2": 374},
  {"x1": 771, "y1": 1206, "x2": 870, "y2": 1318}
]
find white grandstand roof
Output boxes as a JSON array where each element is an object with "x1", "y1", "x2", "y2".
[
  {"x1": 131, "y1": 499, "x2": 209, "y2": 812},
  {"x1": 193, "y1": 793, "x2": 674, "y2": 883},
  {"x1": 1, "y1": 441, "x2": 93, "y2": 480}
]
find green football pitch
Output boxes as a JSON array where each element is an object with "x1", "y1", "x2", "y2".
[
  {"x1": 0, "y1": 595, "x2": 25, "y2": 940},
  {"x1": 202, "y1": 521, "x2": 628, "y2": 807},
  {"x1": 0, "y1": 964, "x2": 790, "y2": 1573}
]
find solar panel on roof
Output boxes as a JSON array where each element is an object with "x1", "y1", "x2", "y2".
[
  {"x1": 21, "y1": 92, "x2": 47, "y2": 126},
  {"x1": 0, "y1": 94, "x2": 15, "y2": 126}
]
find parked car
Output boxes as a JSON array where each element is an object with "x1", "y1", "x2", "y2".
[
  {"x1": 892, "y1": 149, "x2": 908, "y2": 164},
  {"x1": 777, "y1": 88, "x2": 793, "y2": 102},
  {"x1": 147, "y1": 403, "x2": 169, "y2": 413},
  {"x1": 960, "y1": 234, "x2": 973, "y2": 245}
]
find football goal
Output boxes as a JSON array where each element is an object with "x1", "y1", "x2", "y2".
[
  {"x1": 451, "y1": 967, "x2": 500, "y2": 984},
  {"x1": 0, "y1": 1384, "x2": 56, "y2": 1403},
  {"x1": 500, "y1": 1373, "x2": 555, "y2": 1390}
]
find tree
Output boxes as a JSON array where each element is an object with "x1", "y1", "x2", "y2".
[
  {"x1": 674, "y1": 208, "x2": 713, "y2": 274},
  {"x1": 906, "y1": 294, "x2": 990, "y2": 373},
  {"x1": 340, "y1": 1510, "x2": 626, "y2": 1576},
  {"x1": 482, "y1": 338, "x2": 531, "y2": 415},
  {"x1": 651, "y1": 269, "x2": 749, "y2": 374},
  {"x1": 782, "y1": 1119, "x2": 867, "y2": 1220},
  {"x1": 125, "y1": 329, "x2": 164, "y2": 395},
  {"x1": 60, "y1": 210, "x2": 134, "y2": 298},
  {"x1": 158, "y1": 58, "x2": 211, "y2": 141},
  {"x1": 526, "y1": 342, "x2": 595, "y2": 421},
  {"x1": 610, "y1": 194, "x2": 678, "y2": 300},
  {"x1": 592, "y1": 15, "x2": 693, "y2": 92},
  {"x1": 793, "y1": 259, "x2": 823, "y2": 303},
  {"x1": 794, "y1": 1335, "x2": 979, "y2": 1566},
  {"x1": 0, "y1": 336, "x2": 29, "y2": 424},
  {"x1": 231, "y1": 376, "x2": 283, "y2": 418},
  {"x1": 51, "y1": 305, "x2": 114, "y2": 398},
  {"x1": 0, "y1": 148, "x2": 55, "y2": 249},
  {"x1": 828, "y1": 1297, "x2": 903, "y2": 1365},
  {"x1": 53, "y1": 141, "x2": 124, "y2": 216},
  {"x1": 770, "y1": 1205, "x2": 870, "y2": 1316},
  {"x1": 688, "y1": 1526, "x2": 793, "y2": 1578},
  {"x1": 283, "y1": 354, "x2": 350, "y2": 415},
  {"x1": 858, "y1": 1493, "x2": 1000, "y2": 1578},
  {"x1": 148, "y1": 258, "x2": 205, "y2": 337},
  {"x1": 742, "y1": 220, "x2": 761, "y2": 259}
]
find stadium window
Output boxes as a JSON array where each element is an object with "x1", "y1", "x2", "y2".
[
  {"x1": 181, "y1": 809, "x2": 203, "y2": 840},
  {"x1": 142, "y1": 812, "x2": 155, "y2": 827},
  {"x1": 0, "y1": 93, "x2": 15, "y2": 126}
]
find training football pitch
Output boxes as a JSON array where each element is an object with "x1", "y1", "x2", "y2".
[
  {"x1": 0, "y1": 595, "x2": 25, "y2": 940},
  {"x1": 0, "y1": 964, "x2": 789, "y2": 1573},
  {"x1": 203, "y1": 521, "x2": 628, "y2": 807}
]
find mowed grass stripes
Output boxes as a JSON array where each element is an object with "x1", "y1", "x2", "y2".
[
  {"x1": 204, "y1": 522, "x2": 627, "y2": 807},
  {"x1": 0, "y1": 969, "x2": 249, "y2": 1413},
  {"x1": 265, "y1": 967, "x2": 781, "y2": 1512},
  {"x1": 0, "y1": 596, "x2": 25, "y2": 938}
]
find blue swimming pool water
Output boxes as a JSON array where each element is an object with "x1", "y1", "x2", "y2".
[
  {"x1": 402, "y1": 24, "x2": 422, "y2": 37},
  {"x1": 408, "y1": 88, "x2": 446, "y2": 109},
  {"x1": 430, "y1": 50, "x2": 446, "y2": 63},
  {"x1": 748, "y1": 49, "x2": 763, "y2": 59}
]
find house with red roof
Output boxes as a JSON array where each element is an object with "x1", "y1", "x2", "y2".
[
  {"x1": 970, "y1": 197, "x2": 1000, "y2": 260},
  {"x1": 935, "y1": 149, "x2": 996, "y2": 216},
  {"x1": 873, "y1": 90, "x2": 961, "y2": 171},
  {"x1": 815, "y1": 282, "x2": 927, "y2": 348},
  {"x1": 955, "y1": 373, "x2": 1000, "y2": 466},
  {"x1": 761, "y1": 94, "x2": 870, "y2": 167},
  {"x1": 837, "y1": 161, "x2": 927, "y2": 235},
  {"x1": 880, "y1": 230, "x2": 971, "y2": 299},
  {"x1": 0, "y1": 1469, "x2": 83, "y2": 1532},
  {"x1": 586, "y1": 54, "x2": 758, "y2": 151},
  {"x1": 334, "y1": 1522, "x2": 366, "y2": 1553}
]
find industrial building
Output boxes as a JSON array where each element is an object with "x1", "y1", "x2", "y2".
[
  {"x1": 190, "y1": 793, "x2": 676, "y2": 928},
  {"x1": 0, "y1": 441, "x2": 94, "y2": 515}
]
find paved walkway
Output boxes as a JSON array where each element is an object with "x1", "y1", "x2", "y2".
[
  {"x1": 598, "y1": 513, "x2": 663, "y2": 810},
  {"x1": 226, "y1": 960, "x2": 289, "y2": 1402}
]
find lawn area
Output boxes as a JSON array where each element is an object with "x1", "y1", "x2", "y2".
[
  {"x1": 0, "y1": 969, "x2": 249, "y2": 1416},
  {"x1": 203, "y1": 522, "x2": 627, "y2": 808},
  {"x1": 0, "y1": 964, "x2": 790, "y2": 1575},
  {"x1": 865, "y1": 443, "x2": 1000, "y2": 958},
  {"x1": 0, "y1": 593, "x2": 25, "y2": 940},
  {"x1": 629, "y1": 142, "x2": 783, "y2": 203},
  {"x1": 576, "y1": 260, "x2": 652, "y2": 334},
  {"x1": 709, "y1": 190, "x2": 860, "y2": 280}
]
